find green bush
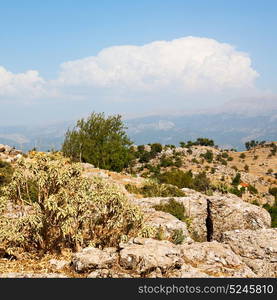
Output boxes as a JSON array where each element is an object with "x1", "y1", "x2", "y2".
[
  {"x1": 125, "y1": 181, "x2": 185, "y2": 197},
  {"x1": 158, "y1": 169, "x2": 194, "y2": 189},
  {"x1": 239, "y1": 153, "x2": 246, "y2": 159},
  {"x1": 153, "y1": 198, "x2": 186, "y2": 221},
  {"x1": 200, "y1": 150, "x2": 213, "y2": 163},
  {"x1": 232, "y1": 173, "x2": 241, "y2": 186},
  {"x1": 62, "y1": 112, "x2": 133, "y2": 172},
  {"x1": 0, "y1": 160, "x2": 14, "y2": 188},
  {"x1": 171, "y1": 229, "x2": 185, "y2": 245},
  {"x1": 263, "y1": 200, "x2": 277, "y2": 227},
  {"x1": 0, "y1": 153, "x2": 146, "y2": 255}
]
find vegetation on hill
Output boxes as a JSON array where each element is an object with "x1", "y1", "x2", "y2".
[
  {"x1": 0, "y1": 152, "x2": 151, "y2": 256},
  {"x1": 62, "y1": 112, "x2": 133, "y2": 172}
]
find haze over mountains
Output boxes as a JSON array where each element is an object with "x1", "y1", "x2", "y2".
[{"x1": 1, "y1": 97, "x2": 276, "y2": 152}]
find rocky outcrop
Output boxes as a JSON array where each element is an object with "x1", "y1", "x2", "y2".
[
  {"x1": 119, "y1": 238, "x2": 183, "y2": 275},
  {"x1": 178, "y1": 241, "x2": 256, "y2": 277},
  {"x1": 208, "y1": 195, "x2": 271, "y2": 241},
  {"x1": 131, "y1": 192, "x2": 271, "y2": 243},
  {"x1": 72, "y1": 247, "x2": 118, "y2": 273},
  {"x1": 0, "y1": 144, "x2": 22, "y2": 163},
  {"x1": 220, "y1": 229, "x2": 277, "y2": 277}
]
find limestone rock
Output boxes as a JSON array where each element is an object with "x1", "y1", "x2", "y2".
[
  {"x1": 143, "y1": 209, "x2": 193, "y2": 244},
  {"x1": 119, "y1": 238, "x2": 183, "y2": 274},
  {"x1": 208, "y1": 195, "x2": 271, "y2": 241},
  {"x1": 49, "y1": 259, "x2": 69, "y2": 270},
  {"x1": 179, "y1": 241, "x2": 256, "y2": 277},
  {"x1": 72, "y1": 247, "x2": 118, "y2": 273},
  {"x1": 220, "y1": 229, "x2": 277, "y2": 277}
]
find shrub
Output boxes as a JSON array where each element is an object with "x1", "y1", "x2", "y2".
[
  {"x1": 62, "y1": 112, "x2": 133, "y2": 172},
  {"x1": 200, "y1": 150, "x2": 213, "y2": 163},
  {"x1": 0, "y1": 153, "x2": 145, "y2": 255},
  {"x1": 244, "y1": 164, "x2": 249, "y2": 172},
  {"x1": 248, "y1": 185, "x2": 258, "y2": 195},
  {"x1": 222, "y1": 152, "x2": 229, "y2": 159},
  {"x1": 0, "y1": 160, "x2": 14, "y2": 188},
  {"x1": 227, "y1": 157, "x2": 233, "y2": 161},
  {"x1": 158, "y1": 169, "x2": 194, "y2": 189},
  {"x1": 239, "y1": 153, "x2": 246, "y2": 159},
  {"x1": 150, "y1": 143, "x2": 163, "y2": 154},
  {"x1": 171, "y1": 229, "x2": 185, "y2": 245},
  {"x1": 153, "y1": 198, "x2": 186, "y2": 221},
  {"x1": 263, "y1": 200, "x2": 277, "y2": 228},
  {"x1": 269, "y1": 187, "x2": 277, "y2": 199},
  {"x1": 160, "y1": 155, "x2": 175, "y2": 167},
  {"x1": 232, "y1": 173, "x2": 241, "y2": 186},
  {"x1": 192, "y1": 172, "x2": 211, "y2": 193}
]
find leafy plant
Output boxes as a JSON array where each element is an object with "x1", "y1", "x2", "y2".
[
  {"x1": 0, "y1": 153, "x2": 146, "y2": 255},
  {"x1": 153, "y1": 198, "x2": 186, "y2": 221}
]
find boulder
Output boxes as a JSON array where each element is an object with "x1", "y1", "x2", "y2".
[
  {"x1": 179, "y1": 241, "x2": 256, "y2": 277},
  {"x1": 119, "y1": 238, "x2": 183, "y2": 274},
  {"x1": 49, "y1": 259, "x2": 69, "y2": 271},
  {"x1": 72, "y1": 247, "x2": 118, "y2": 273},
  {"x1": 208, "y1": 195, "x2": 271, "y2": 241},
  {"x1": 143, "y1": 209, "x2": 193, "y2": 244},
  {"x1": 220, "y1": 229, "x2": 277, "y2": 277}
]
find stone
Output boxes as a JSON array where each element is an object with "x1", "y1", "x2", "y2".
[
  {"x1": 143, "y1": 209, "x2": 193, "y2": 244},
  {"x1": 72, "y1": 247, "x2": 118, "y2": 273},
  {"x1": 179, "y1": 241, "x2": 256, "y2": 277},
  {"x1": 49, "y1": 259, "x2": 69, "y2": 270},
  {"x1": 119, "y1": 238, "x2": 183, "y2": 274},
  {"x1": 208, "y1": 195, "x2": 271, "y2": 241},
  {"x1": 220, "y1": 229, "x2": 277, "y2": 277}
]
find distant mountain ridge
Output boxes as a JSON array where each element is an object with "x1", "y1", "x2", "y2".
[{"x1": 0, "y1": 110, "x2": 276, "y2": 152}]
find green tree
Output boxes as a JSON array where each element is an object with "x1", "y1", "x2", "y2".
[{"x1": 62, "y1": 112, "x2": 133, "y2": 172}]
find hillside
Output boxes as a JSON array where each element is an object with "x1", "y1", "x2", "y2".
[{"x1": 0, "y1": 143, "x2": 276, "y2": 278}]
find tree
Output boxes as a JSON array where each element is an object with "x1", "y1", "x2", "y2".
[{"x1": 62, "y1": 112, "x2": 133, "y2": 172}]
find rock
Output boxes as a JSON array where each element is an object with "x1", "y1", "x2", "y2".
[
  {"x1": 143, "y1": 209, "x2": 193, "y2": 244},
  {"x1": 208, "y1": 195, "x2": 271, "y2": 241},
  {"x1": 49, "y1": 259, "x2": 69, "y2": 270},
  {"x1": 87, "y1": 269, "x2": 134, "y2": 278},
  {"x1": 72, "y1": 247, "x2": 118, "y2": 273},
  {"x1": 179, "y1": 241, "x2": 256, "y2": 277},
  {"x1": 220, "y1": 229, "x2": 277, "y2": 277},
  {"x1": 119, "y1": 238, "x2": 183, "y2": 274},
  {"x1": 0, "y1": 273, "x2": 68, "y2": 278},
  {"x1": 169, "y1": 264, "x2": 212, "y2": 278}
]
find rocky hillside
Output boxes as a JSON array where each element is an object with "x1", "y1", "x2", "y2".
[{"x1": 0, "y1": 145, "x2": 276, "y2": 278}]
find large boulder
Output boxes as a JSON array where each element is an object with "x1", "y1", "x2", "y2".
[
  {"x1": 72, "y1": 247, "x2": 118, "y2": 273},
  {"x1": 208, "y1": 195, "x2": 271, "y2": 241},
  {"x1": 220, "y1": 229, "x2": 277, "y2": 277},
  {"x1": 179, "y1": 241, "x2": 256, "y2": 277},
  {"x1": 119, "y1": 238, "x2": 183, "y2": 275}
]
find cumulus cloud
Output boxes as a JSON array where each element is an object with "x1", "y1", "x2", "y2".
[
  {"x1": 0, "y1": 36, "x2": 260, "y2": 105},
  {"x1": 0, "y1": 66, "x2": 45, "y2": 99},
  {"x1": 55, "y1": 36, "x2": 259, "y2": 94}
]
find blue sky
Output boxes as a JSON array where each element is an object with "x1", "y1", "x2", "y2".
[{"x1": 0, "y1": 0, "x2": 277, "y2": 125}]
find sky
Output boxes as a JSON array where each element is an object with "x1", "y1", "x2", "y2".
[{"x1": 0, "y1": 0, "x2": 277, "y2": 125}]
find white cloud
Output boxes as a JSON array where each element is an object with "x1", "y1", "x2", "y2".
[
  {"x1": 55, "y1": 36, "x2": 259, "y2": 94},
  {"x1": 0, "y1": 66, "x2": 45, "y2": 99},
  {"x1": 0, "y1": 36, "x2": 260, "y2": 105}
]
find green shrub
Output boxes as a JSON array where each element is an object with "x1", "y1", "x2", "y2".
[
  {"x1": 248, "y1": 185, "x2": 258, "y2": 195},
  {"x1": 171, "y1": 229, "x2": 185, "y2": 245},
  {"x1": 0, "y1": 153, "x2": 146, "y2": 255},
  {"x1": 239, "y1": 153, "x2": 246, "y2": 159},
  {"x1": 192, "y1": 172, "x2": 211, "y2": 193},
  {"x1": 158, "y1": 169, "x2": 194, "y2": 189},
  {"x1": 232, "y1": 173, "x2": 241, "y2": 186},
  {"x1": 153, "y1": 198, "x2": 186, "y2": 221},
  {"x1": 222, "y1": 152, "x2": 229, "y2": 159},
  {"x1": 263, "y1": 200, "x2": 277, "y2": 227},
  {"x1": 0, "y1": 160, "x2": 14, "y2": 188},
  {"x1": 200, "y1": 150, "x2": 213, "y2": 163}
]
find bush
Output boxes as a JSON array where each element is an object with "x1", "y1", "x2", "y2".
[
  {"x1": 0, "y1": 160, "x2": 14, "y2": 188},
  {"x1": 0, "y1": 153, "x2": 146, "y2": 255},
  {"x1": 153, "y1": 198, "x2": 186, "y2": 221},
  {"x1": 269, "y1": 187, "x2": 277, "y2": 199},
  {"x1": 200, "y1": 150, "x2": 213, "y2": 163},
  {"x1": 239, "y1": 153, "x2": 246, "y2": 159},
  {"x1": 232, "y1": 173, "x2": 241, "y2": 186},
  {"x1": 125, "y1": 181, "x2": 185, "y2": 198},
  {"x1": 248, "y1": 185, "x2": 258, "y2": 195},
  {"x1": 263, "y1": 201, "x2": 277, "y2": 228},
  {"x1": 158, "y1": 169, "x2": 194, "y2": 189},
  {"x1": 244, "y1": 164, "x2": 249, "y2": 172},
  {"x1": 62, "y1": 112, "x2": 133, "y2": 172},
  {"x1": 192, "y1": 172, "x2": 211, "y2": 193},
  {"x1": 171, "y1": 229, "x2": 185, "y2": 245}
]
